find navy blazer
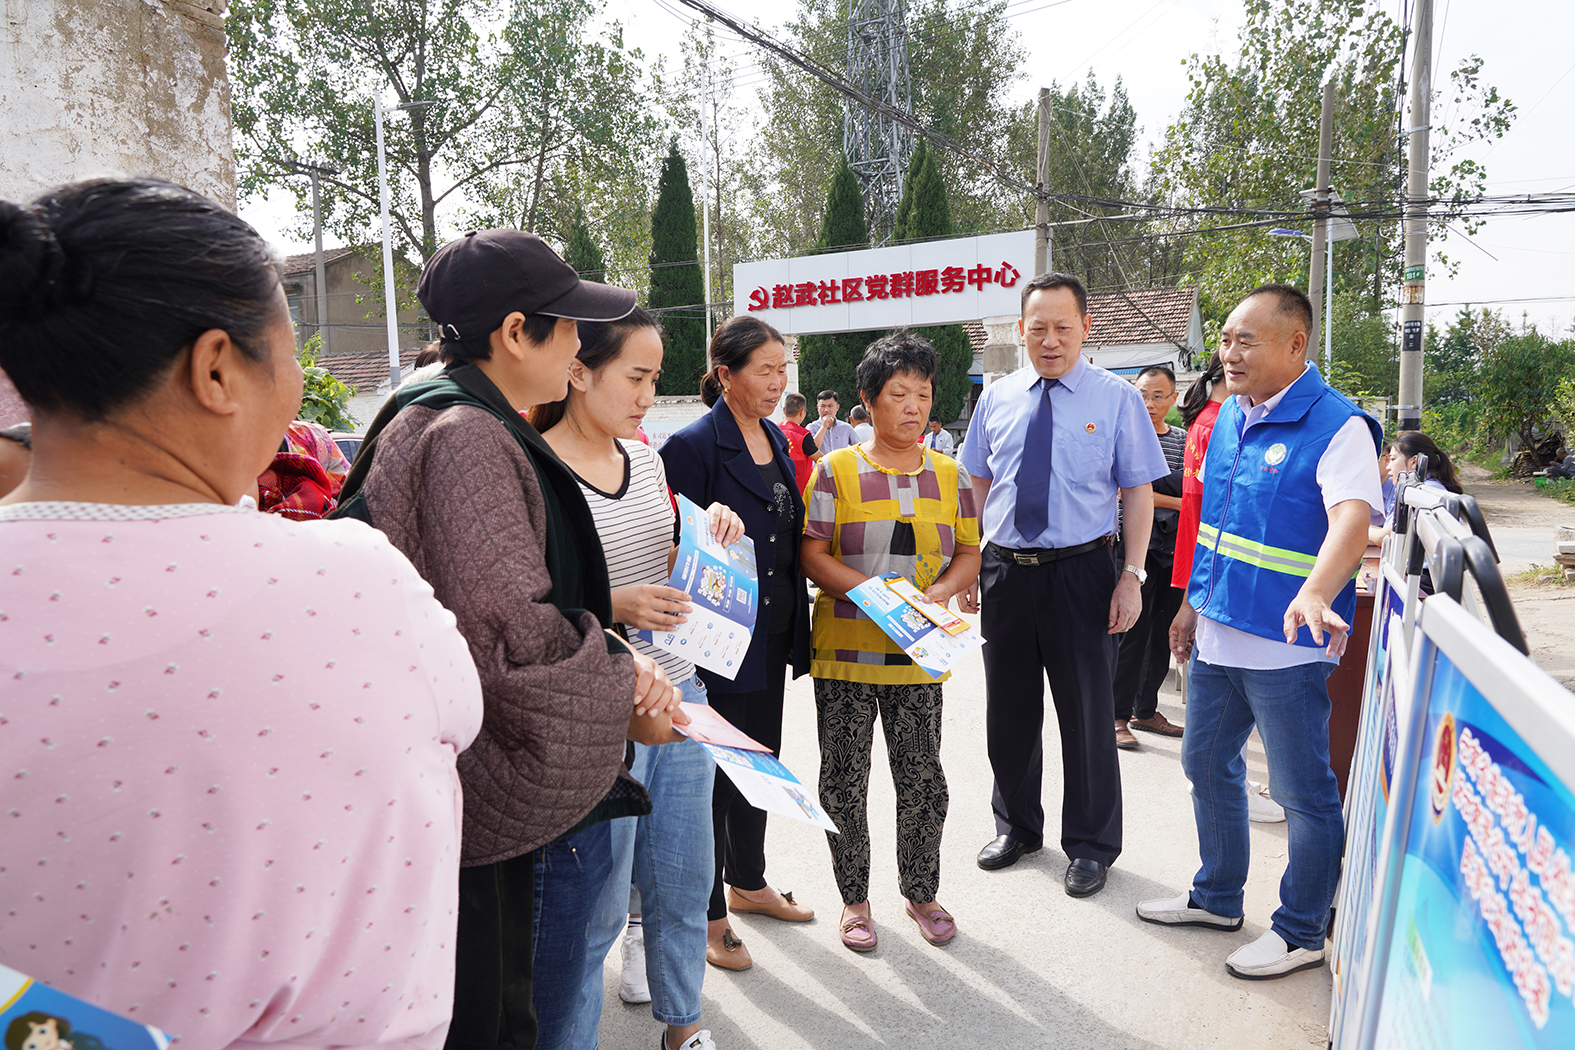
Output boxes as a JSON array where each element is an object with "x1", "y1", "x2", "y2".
[{"x1": 659, "y1": 398, "x2": 812, "y2": 693}]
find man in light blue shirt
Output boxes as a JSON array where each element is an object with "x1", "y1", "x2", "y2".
[
  {"x1": 811, "y1": 390, "x2": 858, "y2": 453},
  {"x1": 849, "y1": 405, "x2": 874, "y2": 443},
  {"x1": 959, "y1": 271, "x2": 1169, "y2": 898}
]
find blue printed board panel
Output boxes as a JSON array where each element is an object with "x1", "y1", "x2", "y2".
[{"x1": 1374, "y1": 649, "x2": 1575, "y2": 1047}]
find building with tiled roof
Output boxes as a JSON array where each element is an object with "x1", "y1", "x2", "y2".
[
  {"x1": 318, "y1": 347, "x2": 431, "y2": 432},
  {"x1": 963, "y1": 286, "x2": 1202, "y2": 379},
  {"x1": 278, "y1": 245, "x2": 426, "y2": 359}
]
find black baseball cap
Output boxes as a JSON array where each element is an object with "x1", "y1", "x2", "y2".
[{"x1": 418, "y1": 228, "x2": 636, "y2": 342}]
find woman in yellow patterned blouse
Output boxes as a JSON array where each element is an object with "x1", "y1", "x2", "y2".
[{"x1": 799, "y1": 330, "x2": 981, "y2": 954}]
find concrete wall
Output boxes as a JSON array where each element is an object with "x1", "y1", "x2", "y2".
[
  {"x1": 283, "y1": 253, "x2": 425, "y2": 358},
  {"x1": 0, "y1": 0, "x2": 236, "y2": 207}
]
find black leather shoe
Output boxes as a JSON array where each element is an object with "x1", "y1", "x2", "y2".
[
  {"x1": 1064, "y1": 858, "x2": 1108, "y2": 897},
  {"x1": 976, "y1": 834, "x2": 1040, "y2": 871}
]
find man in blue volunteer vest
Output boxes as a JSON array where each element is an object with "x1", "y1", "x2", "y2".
[{"x1": 1137, "y1": 284, "x2": 1382, "y2": 980}]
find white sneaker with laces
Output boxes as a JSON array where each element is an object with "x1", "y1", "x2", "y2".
[
  {"x1": 1226, "y1": 929, "x2": 1325, "y2": 979},
  {"x1": 664, "y1": 1031, "x2": 716, "y2": 1050},
  {"x1": 1247, "y1": 781, "x2": 1286, "y2": 823},
  {"x1": 619, "y1": 924, "x2": 651, "y2": 1004},
  {"x1": 1136, "y1": 891, "x2": 1243, "y2": 930}
]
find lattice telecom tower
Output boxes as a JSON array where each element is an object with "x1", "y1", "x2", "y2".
[{"x1": 844, "y1": 0, "x2": 914, "y2": 244}]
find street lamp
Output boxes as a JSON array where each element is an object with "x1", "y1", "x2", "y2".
[
  {"x1": 374, "y1": 94, "x2": 434, "y2": 391},
  {"x1": 1268, "y1": 228, "x2": 1329, "y2": 369}
]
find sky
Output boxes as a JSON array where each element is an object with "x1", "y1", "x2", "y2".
[{"x1": 238, "y1": 0, "x2": 1575, "y2": 333}]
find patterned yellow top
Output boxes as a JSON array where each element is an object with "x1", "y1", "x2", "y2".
[{"x1": 803, "y1": 444, "x2": 980, "y2": 684}]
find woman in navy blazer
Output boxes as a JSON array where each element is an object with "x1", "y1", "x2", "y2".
[{"x1": 660, "y1": 316, "x2": 813, "y2": 973}]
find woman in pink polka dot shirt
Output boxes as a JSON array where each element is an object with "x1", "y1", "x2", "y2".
[{"x1": 0, "y1": 179, "x2": 484, "y2": 1050}]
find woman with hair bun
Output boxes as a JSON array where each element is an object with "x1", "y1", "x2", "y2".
[
  {"x1": 659, "y1": 315, "x2": 814, "y2": 972},
  {"x1": 0, "y1": 178, "x2": 483, "y2": 1050}
]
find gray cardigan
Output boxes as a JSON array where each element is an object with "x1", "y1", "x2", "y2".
[{"x1": 362, "y1": 401, "x2": 641, "y2": 865}]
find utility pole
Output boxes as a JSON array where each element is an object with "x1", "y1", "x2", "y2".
[
  {"x1": 309, "y1": 168, "x2": 331, "y2": 357},
  {"x1": 1397, "y1": 0, "x2": 1433, "y2": 432},
  {"x1": 1308, "y1": 80, "x2": 1334, "y2": 368},
  {"x1": 699, "y1": 62, "x2": 714, "y2": 343},
  {"x1": 1034, "y1": 86, "x2": 1050, "y2": 277}
]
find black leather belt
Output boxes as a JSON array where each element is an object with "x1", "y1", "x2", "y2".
[{"x1": 987, "y1": 537, "x2": 1109, "y2": 567}]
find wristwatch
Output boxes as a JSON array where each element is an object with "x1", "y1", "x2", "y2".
[{"x1": 1123, "y1": 563, "x2": 1148, "y2": 585}]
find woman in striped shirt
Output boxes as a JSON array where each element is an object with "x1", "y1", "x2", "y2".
[{"x1": 533, "y1": 307, "x2": 742, "y2": 1050}]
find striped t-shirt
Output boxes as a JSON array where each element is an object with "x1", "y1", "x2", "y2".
[{"x1": 576, "y1": 440, "x2": 694, "y2": 684}]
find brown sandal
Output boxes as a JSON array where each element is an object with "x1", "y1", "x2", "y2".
[
  {"x1": 706, "y1": 926, "x2": 752, "y2": 970},
  {"x1": 726, "y1": 886, "x2": 815, "y2": 922}
]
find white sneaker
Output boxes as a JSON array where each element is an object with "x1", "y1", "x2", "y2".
[
  {"x1": 1136, "y1": 891, "x2": 1243, "y2": 930},
  {"x1": 1226, "y1": 929, "x2": 1325, "y2": 979},
  {"x1": 664, "y1": 1031, "x2": 716, "y2": 1050},
  {"x1": 619, "y1": 924, "x2": 651, "y2": 1004},
  {"x1": 1247, "y1": 782, "x2": 1286, "y2": 823}
]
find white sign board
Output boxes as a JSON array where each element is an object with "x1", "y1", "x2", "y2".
[{"x1": 733, "y1": 231, "x2": 1034, "y2": 335}]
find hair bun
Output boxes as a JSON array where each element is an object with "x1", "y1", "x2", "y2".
[{"x1": 0, "y1": 200, "x2": 71, "y2": 318}]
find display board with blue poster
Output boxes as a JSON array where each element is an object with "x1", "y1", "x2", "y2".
[
  {"x1": 1358, "y1": 596, "x2": 1575, "y2": 1047},
  {"x1": 1330, "y1": 566, "x2": 1411, "y2": 1045},
  {"x1": 0, "y1": 965, "x2": 170, "y2": 1050}
]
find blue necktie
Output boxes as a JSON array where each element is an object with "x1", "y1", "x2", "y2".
[{"x1": 1014, "y1": 378, "x2": 1056, "y2": 544}]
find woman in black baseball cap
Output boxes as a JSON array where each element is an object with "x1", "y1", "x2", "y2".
[{"x1": 339, "y1": 228, "x2": 688, "y2": 1050}]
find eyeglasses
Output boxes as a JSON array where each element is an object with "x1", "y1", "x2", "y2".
[{"x1": 1139, "y1": 392, "x2": 1176, "y2": 403}]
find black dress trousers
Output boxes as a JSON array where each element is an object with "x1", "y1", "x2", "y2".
[{"x1": 980, "y1": 542, "x2": 1123, "y2": 866}]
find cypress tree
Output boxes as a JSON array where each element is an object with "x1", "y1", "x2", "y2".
[
  {"x1": 893, "y1": 144, "x2": 971, "y2": 426},
  {"x1": 892, "y1": 138, "x2": 926, "y2": 242},
  {"x1": 797, "y1": 158, "x2": 884, "y2": 412},
  {"x1": 649, "y1": 140, "x2": 706, "y2": 396},
  {"x1": 563, "y1": 204, "x2": 605, "y2": 283}
]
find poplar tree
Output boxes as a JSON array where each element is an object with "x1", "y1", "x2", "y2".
[
  {"x1": 563, "y1": 204, "x2": 605, "y2": 282},
  {"x1": 894, "y1": 144, "x2": 973, "y2": 427},
  {"x1": 649, "y1": 140, "x2": 706, "y2": 396},
  {"x1": 796, "y1": 159, "x2": 882, "y2": 411}
]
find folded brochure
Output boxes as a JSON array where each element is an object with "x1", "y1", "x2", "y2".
[
  {"x1": 844, "y1": 572, "x2": 983, "y2": 679},
  {"x1": 0, "y1": 964, "x2": 171, "y2": 1050},
  {"x1": 674, "y1": 702, "x2": 838, "y2": 833},
  {"x1": 637, "y1": 494, "x2": 758, "y2": 680}
]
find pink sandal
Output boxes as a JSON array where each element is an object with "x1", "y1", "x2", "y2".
[{"x1": 905, "y1": 900, "x2": 957, "y2": 945}]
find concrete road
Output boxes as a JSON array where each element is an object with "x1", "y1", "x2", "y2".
[{"x1": 592, "y1": 642, "x2": 1332, "y2": 1050}]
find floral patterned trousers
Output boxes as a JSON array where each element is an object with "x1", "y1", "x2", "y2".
[{"x1": 814, "y1": 677, "x2": 948, "y2": 905}]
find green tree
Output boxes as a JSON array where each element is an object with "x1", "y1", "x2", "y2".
[
  {"x1": 750, "y1": 0, "x2": 1027, "y2": 252},
  {"x1": 563, "y1": 204, "x2": 605, "y2": 281},
  {"x1": 229, "y1": 0, "x2": 657, "y2": 269},
  {"x1": 1477, "y1": 329, "x2": 1575, "y2": 468},
  {"x1": 1002, "y1": 73, "x2": 1164, "y2": 289},
  {"x1": 893, "y1": 142, "x2": 972, "y2": 425},
  {"x1": 469, "y1": 7, "x2": 663, "y2": 260},
  {"x1": 1425, "y1": 307, "x2": 1481, "y2": 406},
  {"x1": 797, "y1": 160, "x2": 883, "y2": 408},
  {"x1": 649, "y1": 141, "x2": 706, "y2": 396},
  {"x1": 296, "y1": 333, "x2": 358, "y2": 431},
  {"x1": 1149, "y1": 0, "x2": 1514, "y2": 331},
  {"x1": 1325, "y1": 295, "x2": 1397, "y2": 399},
  {"x1": 660, "y1": 21, "x2": 760, "y2": 320}
]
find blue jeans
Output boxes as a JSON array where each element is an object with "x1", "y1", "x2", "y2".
[
  {"x1": 534, "y1": 819, "x2": 616, "y2": 1050},
  {"x1": 572, "y1": 675, "x2": 716, "y2": 1046},
  {"x1": 1181, "y1": 655, "x2": 1344, "y2": 952}
]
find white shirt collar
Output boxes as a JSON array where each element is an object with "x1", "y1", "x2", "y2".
[{"x1": 1237, "y1": 362, "x2": 1311, "y2": 425}]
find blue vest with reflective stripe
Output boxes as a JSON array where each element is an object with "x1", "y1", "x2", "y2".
[{"x1": 1188, "y1": 365, "x2": 1381, "y2": 648}]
